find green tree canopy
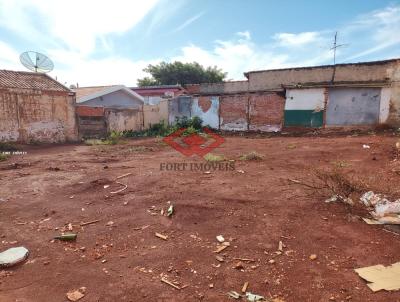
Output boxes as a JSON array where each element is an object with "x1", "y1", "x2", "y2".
[{"x1": 137, "y1": 61, "x2": 226, "y2": 87}]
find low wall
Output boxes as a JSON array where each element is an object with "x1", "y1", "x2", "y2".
[
  {"x1": 0, "y1": 88, "x2": 78, "y2": 143},
  {"x1": 143, "y1": 100, "x2": 169, "y2": 128}
]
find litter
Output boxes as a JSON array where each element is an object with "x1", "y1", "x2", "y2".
[
  {"x1": 161, "y1": 277, "x2": 182, "y2": 290},
  {"x1": 363, "y1": 144, "x2": 371, "y2": 149},
  {"x1": 355, "y1": 262, "x2": 400, "y2": 292},
  {"x1": 278, "y1": 241, "x2": 283, "y2": 252},
  {"x1": 241, "y1": 281, "x2": 249, "y2": 293},
  {"x1": 245, "y1": 292, "x2": 265, "y2": 301},
  {"x1": 80, "y1": 219, "x2": 100, "y2": 226},
  {"x1": 155, "y1": 232, "x2": 168, "y2": 240},
  {"x1": 214, "y1": 242, "x2": 230, "y2": 253},
  {"x1": 116, "y1": 172, "x2": 132, "y2": 179},
  {"x1": 0, "y1": 247, "x2": 29, "y2": 267},
  {"x1": 54, "y1": 233, "x2": 77, "y2": 241},
  {"x1": 227, "y1": 291, "x2": 242, "y2": 299},
  {"x1": 309, "y1": 254, "x2": 317, "y2": 260},
  {"x1": 216, "y1": 235, "x2": 225, "y2": 243},
  {"x1": 110, "y1": 182, "x2": 128, "y2": 194},
  {"x1": 167, "y1": 205, "x2": 174, "y2": 217},
  {"x1": 66, "y1": 287, "x2": 86, "y2": 301},
  {"x1": 359, "y1": 191, "x2": 400, "y2": 224}
]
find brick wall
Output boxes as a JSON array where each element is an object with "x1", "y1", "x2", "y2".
[{"x1": 249, "y1": 93, "x2": 285, "y2": 132}]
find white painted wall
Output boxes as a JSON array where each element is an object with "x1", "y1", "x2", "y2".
[
  {"x1": 285, "y1": 88, "x2": 325, "y2": 110},
  {"x1": 191, "y1": 96, "x2": 219, "y2": 129}
]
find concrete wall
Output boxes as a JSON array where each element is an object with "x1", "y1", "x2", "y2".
[
  {"x1": 105, "y1": 108, "x2": 143, "y2": 132},
  {"x1": 191, "y1": 96, "x2": 219, "y2": 128},
  {"x1": 79, "y1": 90, "x2": 142, "y2": 109},
  {"x1": 0, "y1": 88, "x2": 77, "y2": 143},
  {"x1": 284, "y1": 88, "x2": 325, "y2": 127},
  {"x1": 143, "y1": 100, "x2": 169, "y2": 128},
  {"x1": 247, "y1": 60, "x2": 398, "y2": 91},
  {"x1": 169, "y1": 96, "x2": 192, "y2": 124},
  {"x1": 326, "y1": 88, "x2": 381, "y2": 126}
]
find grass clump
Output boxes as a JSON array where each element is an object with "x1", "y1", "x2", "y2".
[
  {"x1": 204, "y1": 153, "x2": 225, "y2": 162},
  {"x1": 0, "y1": 153, "x2": 9, "y2": 161},
  {"x1": 239, "y1": 151, "x2": 263, "y2": 161}
]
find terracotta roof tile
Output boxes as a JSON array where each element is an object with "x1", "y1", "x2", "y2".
[{"x1": 0, "y1": 69, "x2": 70, "y2": 92}]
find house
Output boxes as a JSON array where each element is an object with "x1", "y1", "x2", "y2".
[
  {"x1": 181, "y1": 58, "x2": 400, "y2": 131},
  {"x1": 131, "y1": 85, "x2": 186, "y2": 105},
  {"x1": 73, "y1": 85, "x2": 144, "y2": 138},
  {"x1": 74, "y1": 85, "x2": 144, "y2": 109},
  {"x1": 0, "y1": 69, "x2": 78, "y2": 143}
]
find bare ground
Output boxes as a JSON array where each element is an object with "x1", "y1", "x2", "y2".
[{"x1": 0, "y1": 132, "x2": 400, "y2": 302}]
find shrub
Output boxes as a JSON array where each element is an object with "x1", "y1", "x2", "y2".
[
  {"x1": 204, "y1": 153, "x2": 225, "y2": 162},
  {"x1": 239, "y1": 151, "x2": 263, "y2": 161}
]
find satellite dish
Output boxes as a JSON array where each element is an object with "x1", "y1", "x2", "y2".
[{"x1": 19, "y1": 51, "x2": 54, "y2": 73}]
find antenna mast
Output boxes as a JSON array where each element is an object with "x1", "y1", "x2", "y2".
[{"x1": 330, "y1": 31, "x2": 348, "y2": 83}]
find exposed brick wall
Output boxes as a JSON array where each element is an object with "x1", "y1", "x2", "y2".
[
  {"x1": 76, "y1": 106, "x2": 104, "y2": 117},
  {"x1": 249, "y1": 93, "x2": 285, "y2": 131},
  {"x1": 219, "y1": 94, "x2": 248, "y2": 131}
]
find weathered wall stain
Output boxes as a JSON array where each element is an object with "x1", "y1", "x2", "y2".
[
  {"x1": 249, "y1": 93, "x2": 285, "y2": 132},
  {"x1": 220, "y1": 94, "x2": 248, "y2": 131},
  {"x1": 0, "y1": 89, "x2": 77, "y2": 143},
  {"x1": 191, "y1": 96, "x2": 219, "y2": 128}
]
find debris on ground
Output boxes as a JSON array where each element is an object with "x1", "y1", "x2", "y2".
[
  {"x1": 363, "y1": 144, "x2": 371, "y2": 149},
  {"x1": 80, "y1": 219, "x2": 100, "y2": 226},
  {"x1": 242, "y1": 281, "x2": 249, "y2": 293},
  {"x1": 355, "y1": 262, "x2": 400, "y2": 292},
  {"x1": 214, "y1": 241, "x2": 230, "y2": 253},
  {"x1": 161, "y1": 277, "x2": 184, "y2": 290},
  {"x1": 66, "y1": 287, "x2": 86, "y2": 301},
  {"x1": 359, "y1": 191, "x2": 400, "y2": 224},
  {"x1": 227, "y1": 291, "x2": 242, "y2": 299},
  {"x1": 309, "y1": 254, "x2": 317, "y2": 260},
  {"x1": 324, "y1": 194, "x2": 354, "y2": 205},
  {"x1": 216, "y1": 235, "x2": 225, "y2": 243},
  {"x1": 54, "y1": 233, "x2": 77, "y2": 241},
  {"x1": 110, "y1": 181, "x2": 128, "y2": 194},
  {"x1": 116, "y1": 172, "x2": 132, "y2": 179},
  {"x1": 155, "y1": 232, "x2": 168, "y2": 240},
  {"x1": 0, "y1": 246, "x2": 29, "y2": 267},
  {"x1": 167, "y1": 205, "x2": 174, "y2": 217},
  {"x1": 245, "y1": 292, "x2": 265, "y2": 301}
]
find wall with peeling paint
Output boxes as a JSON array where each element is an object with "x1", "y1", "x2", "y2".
[
  {"x1": 191, "y1": 96, "x2": 219, "y2": 128},
  {"x1": 219, "y1": 94, "x2": 248, "y2": 131},
  {"x1": 169, "y1": 96, "x2": 192, "y2": 124},
  {"x1": 143, "y1": 100, "x2": 169, "y2": 128},
  {"x1": 105, "y1": 108, "x2": 143, "y2": 132},
  {"x1": 0, "y1": 89, "x2": 77, "y2": 143},
  {"x1": 249, "y1": 93, "x2": 285, "y2": 132}
]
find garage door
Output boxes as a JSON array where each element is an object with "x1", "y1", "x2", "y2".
[{"x1": 326, "y1": 88, "x2": 381, "y2": 126}]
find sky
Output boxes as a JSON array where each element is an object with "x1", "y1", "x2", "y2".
[{"x1": 0, "y1": 0, "x2": 399, "y2": 87}]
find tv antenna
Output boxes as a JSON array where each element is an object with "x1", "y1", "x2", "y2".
[
  {"x1": 19, "y1": 51, "x2": 54, "y2": 73},
  {"x1": 330, "y1": 31, "x2": 348, "y2": 65}
]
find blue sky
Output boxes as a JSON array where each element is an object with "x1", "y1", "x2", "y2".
[{"x1": 0, "y1": 0, "x2": 399, "y2": 86}]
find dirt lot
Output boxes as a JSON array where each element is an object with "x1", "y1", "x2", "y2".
[{"x1": 1, "y1": 132, "x2": 400, "y2": 302}]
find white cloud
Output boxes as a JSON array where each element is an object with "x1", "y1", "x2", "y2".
[
  {"x1": 343, "y1": 5, "x2": 400, "y2": 61},
  {"x1": 172, "y1": 11, "x2": 204, "y2": 33},
  {"x1": 0, "y1": 0, "x2": 159, "y2": 54},
  {"x1": 173, "y1": 32, "x2": 289, "y2": 80},
  {"x1": 274, "y1": 32, "x2": 320, "y2": 46},
  {"x1": 0, "y1": 41, "x2": 21, "y2": 70}
]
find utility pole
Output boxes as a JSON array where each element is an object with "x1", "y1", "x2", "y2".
[{"x1": 330, "y1": 31, "x2": 348, "y2": 82}]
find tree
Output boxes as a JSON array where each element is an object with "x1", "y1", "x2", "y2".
[{"x1": 137, "y1": 61, "x2": 226, "y2": 87}]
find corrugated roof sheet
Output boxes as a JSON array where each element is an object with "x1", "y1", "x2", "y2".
[
  {"x1": 0, "y1": 69, "x2": 70, "y2": 92},
  {"x1": 73, "y1": 85, "x2": 119, "y2": 100}
]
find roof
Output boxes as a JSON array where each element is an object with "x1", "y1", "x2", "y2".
[
  {"x1": 244, "y1": 58, "x2": 400, "y2": 78},
  {"x1": 0, "y1": 69, "x2": 70, "y2": 92},
  {"x1": 73, "y1": 85, "x2": 144, "y2": 103},
  {"x1": 130, "y1": 84, "x2": 183, "y2": 90},
  {"x1": 131, "y1": 85, "x2": 185, "y2": 97}
]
